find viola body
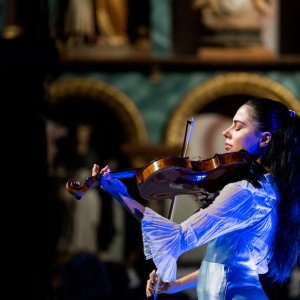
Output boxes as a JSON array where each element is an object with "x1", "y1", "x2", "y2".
[{"x1": 136, "y1": 151, "x2": 255, "y2": 200}]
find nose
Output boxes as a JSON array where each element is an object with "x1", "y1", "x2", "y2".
[{"x1": 222, "y1": 126, "x2": 231, "y2": 139}]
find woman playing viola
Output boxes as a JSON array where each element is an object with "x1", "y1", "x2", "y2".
[{"x1": 92, "y1": 97, "x2": 300, "y2": 299}]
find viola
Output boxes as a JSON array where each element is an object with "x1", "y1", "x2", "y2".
[{"x1": 65, "y1": 150, "x2": 262, "y2": 201}]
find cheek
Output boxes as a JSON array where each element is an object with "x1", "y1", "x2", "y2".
[
  {"x1": 230, "y1": 136, "x2": 246, "y2": 152},
  {"x1": 242, "y1": 135, "x2": 260, "y2": 154}
]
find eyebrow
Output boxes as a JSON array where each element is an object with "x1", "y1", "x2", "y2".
[{"x1": 233, "y1": 119, "x2": 247, "y2": 126}]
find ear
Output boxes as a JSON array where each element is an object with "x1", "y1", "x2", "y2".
[{"x1": 260, "y1": 132, "x2": 272, "y2": 148}]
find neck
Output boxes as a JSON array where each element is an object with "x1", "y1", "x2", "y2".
[{"x1": 256, "y1": 157, "x2": 270, "y2": 173}]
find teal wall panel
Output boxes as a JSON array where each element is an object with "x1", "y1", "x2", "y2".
[{"x1": 59, "y1": 70, "x2": 300, "y2": 143}]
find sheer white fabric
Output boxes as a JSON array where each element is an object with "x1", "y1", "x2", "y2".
[{"x1": 142, "y1": 174, "x2": 278, "y2": 299}]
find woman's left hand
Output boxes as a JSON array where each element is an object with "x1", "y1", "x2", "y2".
[{"x1": 92, "y1": 164, "x2": 129, "y2": 198}]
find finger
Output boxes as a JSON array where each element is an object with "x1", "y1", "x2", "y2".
[
  {"x1": 102, "y1": 172, "x2": 112, "y2": 182},
  {"x1": 146, "y1": 284, "x2": 154, "y2": 297},
  {"x1": 147, "y1": 279, "x2": 154, "y2": 289},
  {"x1": 92, "y1": 164, "x2": 100, "y2": 176},
  {"x1": 146, "y1": 271, "x2": 158, "y2": 298},
  {"x1": 100, "y1": 165, "x2": 110, "y2": 175},
  {"x1": 146, "y1": 278, "x2": 154, "y2": 288},
  {"x1": 146, "y1": 288, "x2": 152, "y2": 298},
  {"x1": 149, "y1": 270, "x2": 156, "y2": 280}
]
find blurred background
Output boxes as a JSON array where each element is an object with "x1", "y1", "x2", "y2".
[{"x1": 1, "y1": 0, "x2": 300, "y2": 299}]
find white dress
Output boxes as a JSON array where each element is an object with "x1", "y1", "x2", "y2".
[{"x1": 141, "y1": 174, "x2": 279, "y2": 299}]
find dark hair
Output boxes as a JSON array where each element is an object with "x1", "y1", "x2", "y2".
[{"x1": 245, "y1": 97, "x2": 300, "y2": 284}]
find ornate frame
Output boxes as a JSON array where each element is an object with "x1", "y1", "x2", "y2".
[
  {"x1": 165, "y1": 72, "x2": 300, "y2": 146},
  {"x1": 47, "y1": 76, "x2": 148, "y2": 143}
]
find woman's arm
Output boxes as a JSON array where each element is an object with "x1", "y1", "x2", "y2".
[
  {"x1": 146, "y1": 269, "x2": 199, "y2": 297},
  {"x1": 92, "y1": 164, "x2": 145, "y2": 221}
]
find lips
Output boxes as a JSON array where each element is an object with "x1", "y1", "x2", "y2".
[{"x1": 225, "y1": 143, "x2": 232, "y2": 151}]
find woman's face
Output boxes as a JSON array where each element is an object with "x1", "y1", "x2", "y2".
[{"x1": 222, "y1": 104, "x2": 266, "y2": 155}]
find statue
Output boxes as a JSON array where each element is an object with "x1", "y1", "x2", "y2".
[
  {"x1": 54, "y1": 0, "x2": 128, "y2": 48},
  {"x1": 191, "y1": 0, "x2": 276, "y2": 58},
  {"x1": 63, "y1": 0, "x2": 97, "y2": 45},
  {"x1": 95, "y1": 0, "x2": 128, "y2": 46}
]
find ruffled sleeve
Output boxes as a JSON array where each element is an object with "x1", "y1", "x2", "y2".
[
  {"x1": 141, "y1": 207, "x2": 197, "y2": 282},
  {"x1": 141, "y1": 180, "x2": 267, "y2": 282}
]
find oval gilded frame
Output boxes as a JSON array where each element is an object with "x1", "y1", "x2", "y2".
[
  {"x1": 47, "y1": 76, "x2": 148, "y2": 143},
  {"x1": 165, "y1": 72, "x2": 300, "y2": 146}
]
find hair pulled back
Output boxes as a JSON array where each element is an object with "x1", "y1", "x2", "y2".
[{"x1": 245, "y1": 97, "x2": 300, "y2": 284}]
